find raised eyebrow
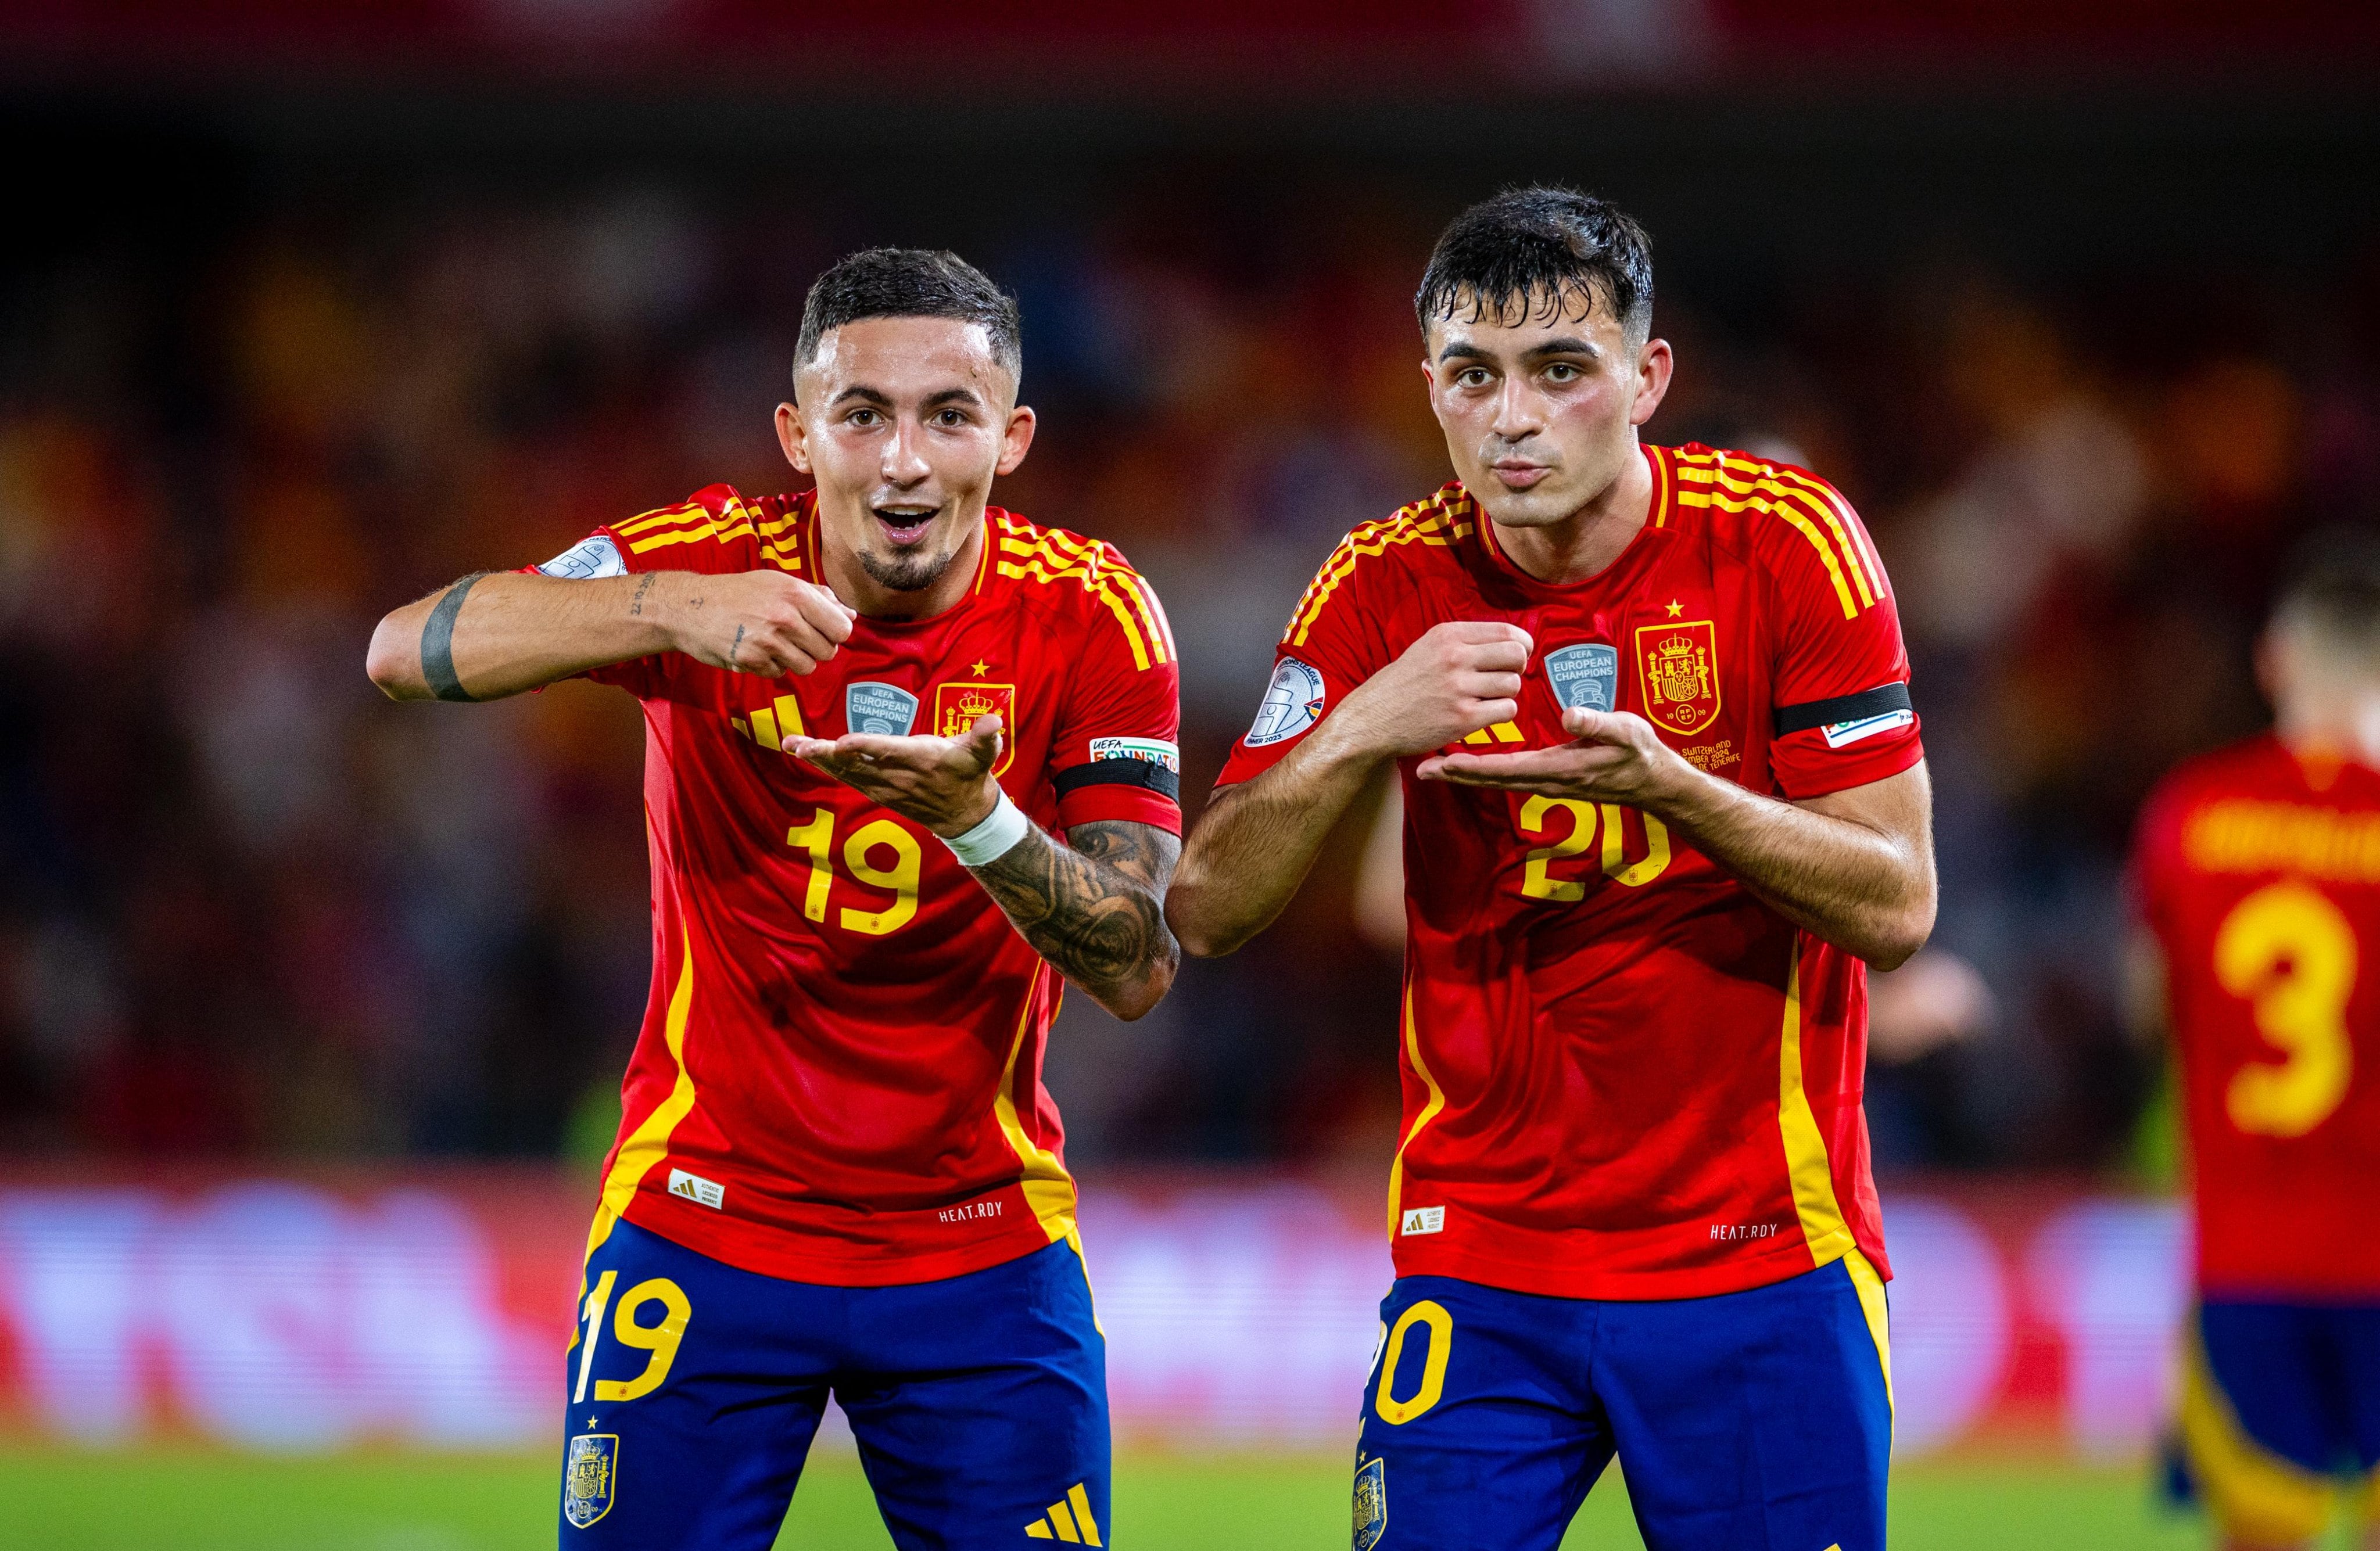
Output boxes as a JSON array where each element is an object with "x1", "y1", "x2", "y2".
[{"x1": 830, "y1": 386, "x2": 893, "y2": 408}]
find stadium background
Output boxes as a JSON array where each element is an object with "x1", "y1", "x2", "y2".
[{"x1": 5, "y1": 2, "x2": 2379, "y2": 1545}]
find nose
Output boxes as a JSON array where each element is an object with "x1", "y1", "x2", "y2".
[
  {"x1": 881, "y1": 416, "x2": 933, "y2": 487},
  {"x1": 1490, "y1": 376, "x2": 1545, "y2": 444}
]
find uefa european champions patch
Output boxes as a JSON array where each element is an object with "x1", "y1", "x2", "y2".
[
  {"x1": 1246, "y1": 658, "x2": 1325, "y2": 746},
  {"x1": 1353, "y1": 1455, "x2": 1387, "y2": 1550},
  {"x1": 845, "y1": 682, "x2": 920, "y2": 737},
  {"x1": 563, "y1": 1432, "x2": 618, "y2": 1528},
  {"x1": 1543, "y1": 642, "x2": 1618, "y2": 713}
]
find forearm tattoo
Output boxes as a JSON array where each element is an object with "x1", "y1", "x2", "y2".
[
  {"x1": 970, "y1": 819, "x2": 1180, "y2": 997},
  {"x1": 420, "y1": 572, "x2": 490, "y2": 703}
]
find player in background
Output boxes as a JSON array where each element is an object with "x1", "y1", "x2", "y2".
[
  {"x1": 2132, "y1": 540, "x2": 2380, "y2": 1551},
  {"x1": 1168, "y1": 189, "x2": 1934, "y2": 1551},
  {"x1": 366, "y1": 250, "x2": 1182, "y2": 1550}
]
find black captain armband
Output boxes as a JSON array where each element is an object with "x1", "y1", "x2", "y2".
[
  {"x1": 1771, "y1": 682, "x2": 1913, "y2": 737},
  {"x1": 1053, "y1": 757, "x2": 1182, "y2": 805}
]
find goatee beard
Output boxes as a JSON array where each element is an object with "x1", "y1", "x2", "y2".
[{"x1": 859, "y1": 545, "x2": 958, "y2": 593}]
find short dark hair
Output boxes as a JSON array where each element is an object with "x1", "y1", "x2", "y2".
[
  {"x1": 2274, "y1": 527, "x2": 2380, "y2": 659},
  {"x1": 795, "y1": 247, "x2": 1022, "y2": 383},
  {"x1": 1415, "y1": 186, "x2": 1654, "y2": 346}
]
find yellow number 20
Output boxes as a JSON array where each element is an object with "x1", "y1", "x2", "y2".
[
  {"x1": 783, "y1": 809, "x2": 924, "y2": 936},
  {"x1": 1519, "y1": 798, "x2": 1671, "y2": 902},
  {"x1": 2215, "y1": 881, "x2": 2357, "y2": 1137}
]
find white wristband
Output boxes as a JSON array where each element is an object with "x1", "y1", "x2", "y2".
[{"x1": 941, "y1": 788, "x2": 1031, "y2": 867}]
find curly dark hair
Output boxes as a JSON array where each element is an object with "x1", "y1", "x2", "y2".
[{"x1": 1414, "y1": 186, "x2": 1654, "y2": 346}]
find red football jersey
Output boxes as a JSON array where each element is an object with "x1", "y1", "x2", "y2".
[
  {"x1": 553, "y1": 486, "x2": 1181, "y2": 1286},
  {"x1": 2134, "y1": 734, "x2": 2380, "y2": 1299},
  {"x1": 1217, "y1": 445, "x2": 1922, "y2": 1299}
]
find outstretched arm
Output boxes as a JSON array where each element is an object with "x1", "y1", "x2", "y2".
[
  {"x1": 1420, "y1": 706, "x2": 1936, "y2": 967},
  {"x1": 789, "y1": 717, "x2": 1180, "y2": 1020},
  {"x1": 365, "y1": 568, "x2": 856, "y2": 702},
  {"x1": 1168, "y1": 621, "x2": 1533, "y2": 958}
]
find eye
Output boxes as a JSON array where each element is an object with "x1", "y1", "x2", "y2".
[
  {"x1": 847, "y1": 408, "x2": 880, "y2": 427},
  {"x1": 1543, "y1": 362, "x2": 1582, "y2": 383},
  {"x1": 1456, "y1": 367, "x2": 1492, "y2": 389},
  {"x1": 934, "y1": 408, "x2": 967, "y2": 427}
]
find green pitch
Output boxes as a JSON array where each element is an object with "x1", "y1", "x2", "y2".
[{"x1": 0, "y1": 1446, "x2": 2225, "y2": 1550}]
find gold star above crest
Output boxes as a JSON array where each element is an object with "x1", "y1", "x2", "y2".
[
  {"x1": 969, "y1": 659, "x2": 990, "y2": 677},
  {"x1": 1665, "y1": 599, "x2": 1684, "y2": 618}
]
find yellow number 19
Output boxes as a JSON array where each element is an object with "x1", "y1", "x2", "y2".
[{"x1": 785, "y1": 809, "x2": 924, "y2": 936}]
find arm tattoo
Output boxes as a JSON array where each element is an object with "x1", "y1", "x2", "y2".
[
  {"x1": 420, "y1": 572, "x2": 490, "y2": 703},
  {"x1": 970, "y1": 819, "x2": 1180, "y2": 998},
  {"x1": 628, "y1": 573, "x2": 658, "y2": 616}
]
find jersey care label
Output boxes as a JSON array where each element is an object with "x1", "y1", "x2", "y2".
[
  {"x1": 666, "y1": 1169, "x2": 726, "y2": 1211},
  {"x1": 1399, "y1": 1205, "x2": 1446, "y2": 1237}
]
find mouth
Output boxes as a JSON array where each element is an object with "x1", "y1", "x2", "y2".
[
  {"x1": 1490, "y1": 459, "x2": 1553, "y2": 491},
  {"x1": 872, "y1": 504, "x2": 941, "y2": 548}
]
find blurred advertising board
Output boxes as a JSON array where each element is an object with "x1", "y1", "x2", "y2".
[{"x1": 0, "y1": 1169, "x2": 2182, "y2": 1456}]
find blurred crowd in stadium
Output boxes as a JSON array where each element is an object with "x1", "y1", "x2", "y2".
[{"x1": 3, "y1": 167, "x2": 2375, "y2": 1177}]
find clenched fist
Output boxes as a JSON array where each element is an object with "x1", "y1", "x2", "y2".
[
  {"x1": 1319, "y1": 620, "x2": 1535, "y2": 760},
  {"x1": 661, "y1": 570, "x2": 858, "y2": 678}
]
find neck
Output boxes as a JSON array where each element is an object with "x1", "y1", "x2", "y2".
[
  {"x1": 819, "y1": 511, "x2": 985, "y2": 622},
  {"x1": 2279, "y1": 695, "x2": 2380, "y2": 772},
  {"x1": 1489, "y1": 445, "x2": 1654, "y2": 585}
]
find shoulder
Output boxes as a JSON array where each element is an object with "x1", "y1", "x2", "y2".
[
  {"x1": 608, "y1": 484, "x2": 806, "y2": 572},
  {"x1": 1659, "y1": 444, "x2": 1888, "y2": 623},
  {"x1": 988, "y1": 508, "x2": 1175, "y2": 670},
  {"x1": 1282, "y1": 483, "x2": 1477, "y2": 647}
]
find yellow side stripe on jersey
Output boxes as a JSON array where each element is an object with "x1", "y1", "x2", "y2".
[
  {"x1": 1287, "y1": 498, "x2": 1471, "y2": 648},
  {"x1": 1383, "y1": 986, "x2": 1449, "y2": 1240},
  {"x1": 1722, "y1": 457, "x2": 1882, "y2": 603},
  {"x1": 991, "y1": 962, "x2": 1079, "y2": 1248},
  {"x1": 1775, "y1": 950, "x2": 1891, "y2": 1408},
  {"x1": 1708, "y1": 458, "x2": 1878, "y2": 608},
  {"x1": 584, "y1": 919, "x2": 699, "y2": 1260}
]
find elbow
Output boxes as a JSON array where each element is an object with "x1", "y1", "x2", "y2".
[
  {"x1": 1099, "y1": 949, "x2": 1178, "y2": 1023},
  {"x1": 1164, "y1": 891, "x2": 1242, "y2": 961},
  {"x1": 1863, "y1": 894, "x2": 1938, "y2": 973},
  {"x1": 364, "y1": 614, "x2": 420, "y2": 700}
]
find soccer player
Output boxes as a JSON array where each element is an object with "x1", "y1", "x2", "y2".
[
  {"x1": 1168, "y1": 189, "x2": 1934, "y2": 1550},
  {"x1": 365, "y1": 249, "x2": 1183, "y2": 1550},
  {"x1": 2132, "y1": 540, "x2": 2380, "y2": 1551}
]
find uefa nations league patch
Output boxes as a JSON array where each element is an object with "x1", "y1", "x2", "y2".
[
  {"x1": 563, "y1": 1432, "x2": 618, "y2": 1528},
  {"x1": 1246, "y1": 658, "x2": 1325, "y2": 747},
  {"x1": 1353, "y1": 1455, "x2": 1387, "y2": 1550}
]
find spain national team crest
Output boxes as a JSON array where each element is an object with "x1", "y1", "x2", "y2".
[
  {"x1": 934, "y1": 681, "x2": 1017, "y2": 776},
  {"x1": 562, "y1": 1432, "x2": 618, "y2": 1528},
  {"x1": 1634, "y1": 620, "x2": 1722, "y2": 736},
  {"x1": 1353, "y1": 1456, "x2": 1387, "y2": 1551}
]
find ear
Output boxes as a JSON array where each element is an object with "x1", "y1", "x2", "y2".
[
  {"x1": 776, "y1": 402, "x2": 810, "y2": 475},
  {"x1": 997, "y1": 404, "x2": 1037, "y2": 477},
  {"x1": 1627, "y1": 338, "x2": 1675, "y2": 429}
]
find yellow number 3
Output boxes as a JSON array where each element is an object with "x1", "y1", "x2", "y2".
[{"x1": 2215, "y1": 881, "x2": 2357, "y2": 1137}]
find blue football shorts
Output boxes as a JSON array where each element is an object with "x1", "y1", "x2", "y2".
[
  {"x1": 1350, "y1": 1256, "x2": 1893, "y2": 1551},
  {"x1": 2175, "y1": 1298, "x2": 2380, "y2": 1544},
  {"x1": 557, "y1": 1219, "x2": 1109, "y2": 1550}
]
